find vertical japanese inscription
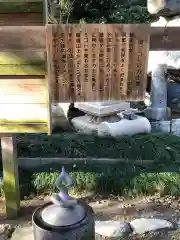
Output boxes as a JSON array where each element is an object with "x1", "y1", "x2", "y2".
[
  {"x1": 75, "y1": 32, "x2": 81, "y2": 97},
  {"x1": 67, "y1": 32, "x2": 74, "y2": 95},
  {"x1": 60, "y1": 32, "x2": 66, "y2": 86},
  {"x1": 52, "y1": 26, "x2": 59, "y2": 101},
  {"x1": 84, "y1": 32, "x2": 89, "y2": 83},
  {"x1": 127, "y1": 32, "x2": 133, "y2": 96},
  {"x1": 119, "y1": 32, "x2": 127, "y2": 95},
  {"x1": 99, "y1": 31, "x2": 105, "y2": 95},
  {"x1": 105, "y1": 32, "x2": 112, "y2": 92},
  {"x1": 91, "y1": 32, "x2": 97, "y2": 92},
  {"x1": 135, "y1": 40, "x2": 144, "y2": 89}
]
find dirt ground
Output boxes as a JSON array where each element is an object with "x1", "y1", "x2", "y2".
[{"x1": 0, "y1": 194, "x2": 180, "y2": 239}]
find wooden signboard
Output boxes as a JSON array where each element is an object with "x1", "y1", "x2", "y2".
[
  {"x1": 0, "y1": 27, "x2": 49, "y2": 219},
  {"x1": 46, "y1": 24, "x2": 150, "y2": 102}
]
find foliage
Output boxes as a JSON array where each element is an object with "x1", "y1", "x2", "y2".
[
  {"x1": 50, "y1": 0, "x2": 158, "y2": 23},
  {"x1": 16, "y1": 133, "x2": 180, "y2": 162}
]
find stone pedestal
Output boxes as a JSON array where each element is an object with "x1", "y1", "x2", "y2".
[
  {"x1": 145, "y1": 64, "x2": 171, "y2": 121},
  {"x1": 171, "y1": 119, "x2": 180, "y2": 136},
  {"x1": 72, "y1": 101, "x2": 130, "y2": 134},
  {"x1": 75, "y1": 101, "x2": 130, "y2": 117},
  {"x1": 150, "y1": 121, "x2": 171, "y2": 133}
]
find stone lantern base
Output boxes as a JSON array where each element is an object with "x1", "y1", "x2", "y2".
[{"x1": 145, "y1": 107, "x2": 171, "y2": 121}]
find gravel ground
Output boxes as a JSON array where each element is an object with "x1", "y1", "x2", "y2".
[{"x1": 1, "y1": 194, "x2": 180, "y2": 239}]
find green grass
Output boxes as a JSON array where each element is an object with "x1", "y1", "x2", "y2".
[
  {"x1": 17, "y1": 162, "x2": 180, "y2": 199},
  {"x1": 1, "y1": 132, "x2": 180, "y2": 199}
]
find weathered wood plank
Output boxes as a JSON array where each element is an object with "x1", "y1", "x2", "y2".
[
  {"x1": 0, "y1": 13, "x2": 43, "y2": 26},
  {"x1": 0, "y1": 26, "x2": 179, "y2": 51},
  {"x1": 0, "y1": 79, "x2": 47, "y2": 104},
  {"x1": 45, "y1": 27, "x2": 53, "y2": 134},
  {"x1": 0, "y1": 51, "x2": 45, "y2": 64},
  {"x1": 0, "y1": 26, "x2": 45, "y2": 50},
  {"x1": 46, "y1": 24, "x2": 57, "y2": 102},
  {"x1": 0, "y1": 1, "x2": 43, "y2": 13},
  {"x1": 0, "y1": 64, "x2": 45, "y2": 75},
  {"x1": 0, "y1": 123, "x2": 48, "y2": 133},
  {"x1": 1, "y1": 136, "x2": 20, "y2": 218},
  {"x1": 0, "y1": 103, "x2": 48, "y2": 123},
  {"x1": 0, "y1": 75, "x2": 50, "y2": 133}
]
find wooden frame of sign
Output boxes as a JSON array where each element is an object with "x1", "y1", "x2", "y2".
[{"x1": 0, "y1": 26, "x2": 51, "y2": 219}]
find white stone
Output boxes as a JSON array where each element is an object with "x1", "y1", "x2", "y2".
[
  {"x1": 51, "y1": 103, "x2": 71, "y2": 129},
  {"x1": 72, "y1": 114, "x2": 120, "y2": 134},
  {"x1": 75, "y1": 101, "x2": 130, "y2": 117},
  {"x1": 130, "y1": 218, "x2": 173, "y2": 235},
  {"x1": 151, "y1": 16, "x2": 180, "y2": 27},
  {"x1": 95, "y1": 220, "x2": 132, "y2": 237},
  {"x1": 98, "y1": 116, "x2": 151, "y2": 137}
]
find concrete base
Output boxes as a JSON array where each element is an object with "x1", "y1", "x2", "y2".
[
  {"x1": 11, "y1": 225, "x2": 33, "y2": 240},
  {"x1": 150, "y1": 121, "x2": 171, "y2": 133},
  {"x1": 145, "y1": 107, "x2": 171, "y2": 121},
  {"x1": 71, "y1": 114, "x2": 120, "y2": 135},
  {"x1": 171, "y1": 119, "x2": 180, "y2": 136},
  {"x1": 75, "y1": 101, "x2": 130, "y2": 117}
]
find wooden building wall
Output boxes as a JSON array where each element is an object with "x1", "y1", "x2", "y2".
[
  {"x1": 0, "y1": 0, "x2": 44, "y2": 26},
  {"x1": 0, "y1": 3, "x2": 50, "y2": 134}
]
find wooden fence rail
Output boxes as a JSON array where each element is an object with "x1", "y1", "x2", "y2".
[{"x1": 0, "y1": 25, "x2": 179, "y2": 51}]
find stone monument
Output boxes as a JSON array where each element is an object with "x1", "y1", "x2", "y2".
[
  {"x1": 147, "y1": 0, "x2": 180, "y2": 17},
  {"x1": 145, "y1": 64, "x2": 171, "y2": 121},
  {"x1": 72, "y1": 101, "x2": 130, "y2": 134},
  {"x1": 146, "y1": 16, "x2": 180, "y2": 134}
]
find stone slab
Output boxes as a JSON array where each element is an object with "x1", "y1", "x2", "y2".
[
  {"x1": 75, "y1": 101, "x2": 130, "y2": 117},
  {"x1": 150, "y1": 121, "x2": 170, "y2": 133},
  {"x1": 171, "y1": 119, "x2": 180, "y2": 136}
]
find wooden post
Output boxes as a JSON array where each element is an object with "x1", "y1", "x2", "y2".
[{"x1": 1, "y1": 136, "x2": 20, "y2": 218}]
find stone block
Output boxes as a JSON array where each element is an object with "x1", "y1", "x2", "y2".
[
  {"x1": 51, "y1": 103, "x2": 71, "y2": 130},
  {"x1": 75, "y1": 101, "x2": 130, "y2": 117},
  {"x1": 145, "y1": 107, "x2": 171, "y2": 121},
  {"x1": 150, "y1": 121, "x2": 170, "y2": 133},
  {"x1": 171, "y1": 119, "x2": 180, "y2": 136},
  {"x1": 71, "y1": 115, "x2": 120, "y2": 135}
]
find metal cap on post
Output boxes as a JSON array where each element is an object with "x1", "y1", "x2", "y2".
[
  {"x1": 41, "y1": 167, "x2": 85, "y2": 227},
  {"x1": 32, "y1": 166, "x2": 95, "y2": 240}
]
